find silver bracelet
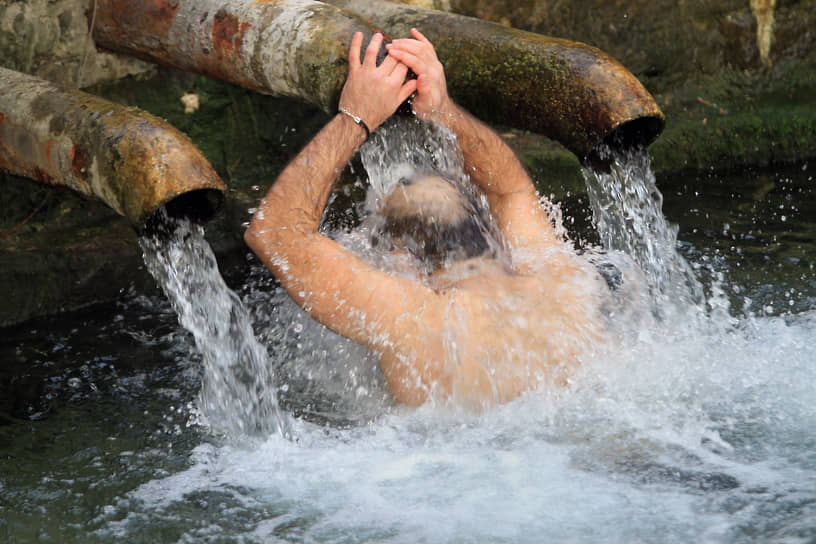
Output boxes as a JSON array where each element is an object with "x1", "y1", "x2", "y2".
[{"x1": 338, "y1": 107, "x2": 370, "y2": 139}]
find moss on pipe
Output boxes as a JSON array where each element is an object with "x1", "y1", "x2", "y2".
[{"x1": 326, "y1": 0, "x2": 664, "y2": 158}]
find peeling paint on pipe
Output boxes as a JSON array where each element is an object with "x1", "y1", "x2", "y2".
[
  {"x1": 0, "y1": 67, "x2": 226, "y2": 228},
  {"x1": 327, "y1": 0, "x2": 665, "y2": 159}
]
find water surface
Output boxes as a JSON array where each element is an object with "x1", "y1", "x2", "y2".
[{"x1": 1, "y1": 157, "x2": 814, "y2": 542}]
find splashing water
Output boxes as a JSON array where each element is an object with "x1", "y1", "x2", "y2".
[
  {"x1": 357, "y1": 117, "x2": 510, "y2": 276},
  {"x1": 583, "y1": 146, "x2": 707, "y2": 316},
  {"x1": 139, "y1": 214, "x2": 288, "y2": 438},
  {"x1": 240, "y1": 269, "x2": 393, "y2": 426},
  {"x1": 360, "y1": 116, "x2": 466, "y2": 198},
  {"x1": 72, "y1": 119, "x2": 814, "y2": 543}
]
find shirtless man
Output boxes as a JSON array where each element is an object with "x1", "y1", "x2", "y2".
[{"x1": 245, "y1": 29, "x2": 608, "y2": 409}]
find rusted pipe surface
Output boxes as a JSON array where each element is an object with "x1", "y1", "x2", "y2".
[
  {"x1": 0, "y1": 67, "x2": 225, "y2": 227},
  {"x1": 327, "y1": 0, "x2": 664, "y2": 158},
  {"x1": 92, "y1": 0, "x2": 383, "y2": 112},
  {"x1": 92, "y1": 0, "x2": 663, "y2": 158}
]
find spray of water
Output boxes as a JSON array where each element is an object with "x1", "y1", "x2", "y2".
[
  {"x1": 357, "y1": 117, "x2": 509, "y2": 276},
  {"x1": 360, "y1": 116, "x2": 466, "y2": 199},
  {"x1": 92, "y1": 120, "x2": 816, "y2": 543},
  {"x1": 582, "y1": 145, "x2": 714, "y2": 321},
  {"x1": 139, "y1": 213, "x2": 289, "y2": 438}
]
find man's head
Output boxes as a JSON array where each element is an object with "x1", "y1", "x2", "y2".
[{"x1": 370, "y1": 173, "x2": 501, "y2": 273}]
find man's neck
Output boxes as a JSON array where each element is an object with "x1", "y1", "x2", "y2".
[{"x1": 427, "y1": 256, "x2": 511, "y2": 291}]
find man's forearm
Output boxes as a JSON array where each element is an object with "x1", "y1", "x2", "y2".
[
  {"x1": 426, "y1": 102, "x2": 534, "y2": 199},
  {"x1": 246, "y1": 113, "x2": 367, "y2": 245}
]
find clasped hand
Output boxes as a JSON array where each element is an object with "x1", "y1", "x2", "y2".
[
  {"x1": 386, "y1": 28, "x2": 452, "y2": 121},
  {"x1": 338, "y1": 29, "x2": 452, "y2": 132},
  {"x1": 338, "y1": 32, "x2": 417, "y2": 133}
]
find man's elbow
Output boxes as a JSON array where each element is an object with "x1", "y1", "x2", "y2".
[
  {"x1": 244, "y1": 219, "x2": 265, "y2": 255},
  {"x1": 244, "y1": 216, "x2": 291, "y2": 260}
]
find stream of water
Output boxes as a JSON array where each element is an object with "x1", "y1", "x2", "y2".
[
  {"x1": 583, "y1": 145, "x2": 707, "y2": 312},
  {"x1": 139, "y1": 215, "x2": 289, "y2": 439},
  {"x1": 1, "y1": 118, "x2": 814, "y2": 542}
]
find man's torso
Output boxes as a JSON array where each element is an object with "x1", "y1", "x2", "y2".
[{"x1": 374, "y1": 253, "x2": 608, "y2": 407}]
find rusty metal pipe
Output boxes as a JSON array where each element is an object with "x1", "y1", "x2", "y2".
[
  {"x1": 91, "y1": 0, "x2": 383, "y2": 112},
  {"x1": 326, "y1": 0, "x2": 665, "y2": 159},
  {"x1": 91, "y1": 0, "x2": 663, "y2": 159},
  {"x1": 0, "y1": 67, "x2": 226, "y2": 229}
]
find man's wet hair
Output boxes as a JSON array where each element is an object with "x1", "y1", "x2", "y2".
[{"x1": 370, "y1": 173, "x2": 502, "y2": 272}]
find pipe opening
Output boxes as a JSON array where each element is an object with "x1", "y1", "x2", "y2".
[
  {"x1": 603, "y1": 116, "x2": 664, "y2": 153},
  {"x1": 585, "y1": 115, "x2": 665, "y2": 170},
  {"x1": 140, "y1": 188, "x2": 224, "y2": 237}
]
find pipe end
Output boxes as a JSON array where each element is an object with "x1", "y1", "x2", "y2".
[
  {"x1": 584, "y1": 115, "x2": 665, "y2": 168},
  {"x1": 140, "y1": 188, "x2": 224, "y2": 236},
  {"x1": 601, "y1": 115, "x2": 665, "y2": 151}
]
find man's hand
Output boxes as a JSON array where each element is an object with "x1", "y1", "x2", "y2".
[
  {"x1": 385, "y1": 28, "x2": 452, "y2": 120},
  {"x1": 339, "y1": 32, "x2": 417, "y2": 133}
]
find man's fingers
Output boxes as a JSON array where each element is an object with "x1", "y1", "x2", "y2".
[
  {"x1": 384, "y1": 47, "x2": 423, "y2": 73},
  {"x1": 363, "y1": 32, "x2": 384, "y2": 67},
  {"x1": 398, "y1": 78, "x2": 419, "y2": 104},
  {"x1": 379, "y1": 54, "x2": 399, "y2": 74},
  {"x1": 389, "y1": 62, "x2": 409, "y2": 83},
  {"x1": 387, "y1": 39, "x2": 432, "y2": 61},
  {"x1": 411, "y1": 28, "x2": 432, "y2": 46},
  {"x1": 348, "y1": 31, "x2": 363, "y2": 70}
]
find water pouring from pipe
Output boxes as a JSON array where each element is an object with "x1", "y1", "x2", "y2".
[
  {"x1": 0, "y1": 66, "x2": 288, "y2": 437},
  {"x1": 582, "y1": 144, "x2": 708, "y2": 319},
  {"x1": 139, "y1": 212, "x2": 289, "y2": 438}
]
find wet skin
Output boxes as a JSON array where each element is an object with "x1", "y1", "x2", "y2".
[{"x1": 246, "y1": 30, "x2": 607, "y2": 408}]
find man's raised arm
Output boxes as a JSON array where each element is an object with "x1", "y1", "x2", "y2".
[
  {"x1": 244, "y1": 32, "x2": 426, "y2": 349},
  {"x1": 386, "y1": 29, "x2": 559, "y2": 251}
]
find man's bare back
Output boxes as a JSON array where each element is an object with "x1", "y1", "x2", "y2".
[
  {"x1": 245, "y1": 29, "x2": 609, "y2": 409},
  {"x1": 368, "y1": 246, "x2": 607, "y2": 408}
]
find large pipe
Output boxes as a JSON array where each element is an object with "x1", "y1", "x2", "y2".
[
  {"x1": 0, "y1": 67, "x2": 226, "y2": 229},
  {"x1": 327, "y1": 0, "x2": 665, "y2": 158},
  {"x1": 91, "y1": 0, "x2": 381, "y2": 112},
  {"x1": 91, "y1": 0, "x2": 663, "y2": 160}
]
